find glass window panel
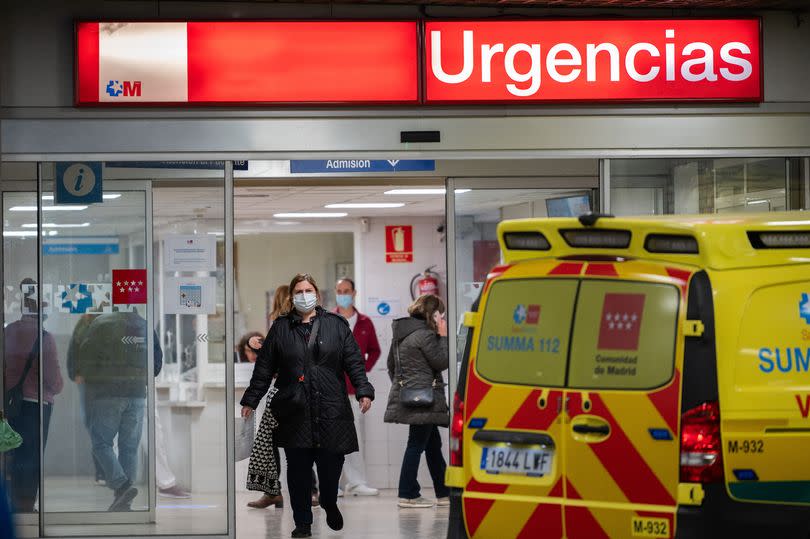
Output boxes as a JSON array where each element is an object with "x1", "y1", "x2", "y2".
[
  {"x1": 476, "y1": 279, "x2": 577, "y2": 387},
  {"x1": 32, "y1": 162, "x2": 228, "y2": 537},
  {"x1": 746, "y1": 158, "x2": 785, "y2": 194},
  {"x1": 2, "y1": 165, "x2": 43, "y2": 529},
  {"x1": 610, "y1": 158, "x2": 790, "y2": 216},
  {"x1": 568, "y1": 280, "x2": 679, "y2": 390},
  {"x1": 788, "y1": 158, "x2": 809, "y2": 211}
]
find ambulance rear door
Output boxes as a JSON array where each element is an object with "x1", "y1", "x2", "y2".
[{"x1": 562, "y1": 262, "x2": 688, "y2": 539}]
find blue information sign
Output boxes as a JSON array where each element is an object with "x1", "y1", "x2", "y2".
[
  {"x1": 55, "y1": 162, "x2": 103, "y2": 205},
  {"x1": 43, "y1": 243, "x2": 120, "y2": 255},
  {"x1": 290, "y1": 160, "x2": 435, "y2": 174}
]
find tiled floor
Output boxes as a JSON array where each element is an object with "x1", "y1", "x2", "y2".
[
  {"x1": 237, "y1": 490, "x2": 449, "y2": 539},
  {"x1": 15, "y1": 489, "x2": 449, "y2": 539}
]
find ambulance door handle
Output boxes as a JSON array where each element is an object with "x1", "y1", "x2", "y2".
[
  {"x1": 556, "y1": 396, "x2": 570, "y2": 414},
  {"x1": 572, "y1": 424, "x2": 610, "y2": 435},
  {"x1": 571, "y1": 417, "x2": 611, "y2": 442}
]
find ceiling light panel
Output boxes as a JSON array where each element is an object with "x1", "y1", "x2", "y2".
[
  {"x1": 10, "y1": 205, "x2": 89, "y2": 212},
  {"x1": 273, "y1": 212, "x2": 348, "y2": 218},
  {"x1": 325, "y1": 203, "x2": 405, "y2": 209}
]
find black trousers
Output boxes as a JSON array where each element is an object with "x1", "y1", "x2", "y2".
[
  {"x1": 8, "y1": 401, "x2": 52, "y2": 512},
  {"x1": 285, "y1": 448, "x2": 344, "y2": 527}
]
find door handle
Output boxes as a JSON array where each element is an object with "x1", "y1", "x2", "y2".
[
  {"x1": 571, "y1": 416, "x2": 611, "y2": 442},
  {"x1": 572, "y1": 424, "x2": 610, "y2": 435}
]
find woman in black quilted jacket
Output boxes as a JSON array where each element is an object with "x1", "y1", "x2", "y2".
[
  {"x1": 240, "y1": 273, "x2": 374, "y2": 539},
  {"x1": 384, "y1": 294, "x2": 450, "y2": 509}
]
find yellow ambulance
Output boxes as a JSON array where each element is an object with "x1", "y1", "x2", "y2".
[{"x1": 445, "y1": 212, "x2": 810, "y2": 539}]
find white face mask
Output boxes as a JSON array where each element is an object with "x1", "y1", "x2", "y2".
[{"x1": 293, "y1": 291, "x2": 318, "y2": 314}]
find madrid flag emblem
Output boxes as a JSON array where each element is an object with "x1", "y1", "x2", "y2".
[
  {"x1": 598, "y1": 293, "x2": 645, "y2": 351},
  {"x1": 113, "y1": 269, "x2": 148, "y2": 305}
]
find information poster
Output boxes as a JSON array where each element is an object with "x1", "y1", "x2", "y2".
[
  {"x1": 20, "y1": 283, "x2": 54, "y2": 315},
  {"x1": 165, "y1": 235, "x2": 217, "y2": 272},
  {"x1": 58, "y1": 283, "x2": 112, "y2": 314},
  {"x1": 164, "y1": 277, "x2": 217, "y2": 315}
]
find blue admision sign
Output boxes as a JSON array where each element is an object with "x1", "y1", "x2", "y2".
[{"x1": 290, "y1": 160, "x2": 436, "y2": 174}]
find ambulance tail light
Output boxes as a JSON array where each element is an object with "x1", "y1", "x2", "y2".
[
  {"x1": 450, "y1": 392, "x2": 464, "y2": 467},
  {"x1": 680, "y1": 401, "x2": 724, "y2": 484}
]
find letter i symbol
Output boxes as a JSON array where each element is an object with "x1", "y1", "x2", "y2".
[
  {"x1": 74, "y1": 168, "x2": 85, "y2": 192},
  {"x1": 665, "y1": 29, "x2": 675, "y2": 81}
]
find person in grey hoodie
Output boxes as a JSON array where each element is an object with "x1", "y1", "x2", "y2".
[{"x1": 384, "y1": 294, "x2": 450, "y2": 509}]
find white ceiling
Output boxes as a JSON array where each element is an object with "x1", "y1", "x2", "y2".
[
  {"x1": 3, "y1": 184, "x2": 586, "y2": 238},
  {"x1": 233, "y1": 184, "x2": 446, "y2": 219}
]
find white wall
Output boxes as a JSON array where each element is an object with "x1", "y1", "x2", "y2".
[
  {"x1": 233, "y1": 219, "x2": 448, "y2": 491},
  {"x1": 235, "y1": 232, "x2": 354, "y2": 334}
]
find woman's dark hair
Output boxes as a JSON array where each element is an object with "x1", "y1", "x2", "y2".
[
  {"x1": 408, "y1": 294, "x2": 446, "y2": 333},
  {"x1": 286, "y1": 273, "x2": 321, "y2": 313},
  {"x1": 238, "y1": 331, "x2": 264, "y2": 362}
]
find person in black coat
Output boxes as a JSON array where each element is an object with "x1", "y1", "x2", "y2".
[{"x1": 240, "y1": 273, "x2": 374, "y2": 539}]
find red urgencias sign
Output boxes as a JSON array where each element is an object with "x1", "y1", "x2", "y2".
[
  {"x1": 424, "y1": 19, "x2": 761, "y2": 103},
  {"x1": 75, "y1": 19, "x2": 761, "y2": 106}
]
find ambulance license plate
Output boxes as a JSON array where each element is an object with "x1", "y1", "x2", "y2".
[
  {"x1": 480, "y1": 446, "x2": 553, "y2": 477},
  {"x1": 631, "y1": 517, "x2": 670, "y2": 537}
]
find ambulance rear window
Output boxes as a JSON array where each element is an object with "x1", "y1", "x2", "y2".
[
  {"x1": 567, "y1": 281, "x2": 679, "y2": 390},
  {"x1": 476, "y1": 278, "x2": 679, "y2": 390},
  {"x1": 476, "y1": 279, "x2": 578, "y2": 387}
]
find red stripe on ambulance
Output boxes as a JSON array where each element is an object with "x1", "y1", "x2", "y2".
[
  {"x1": 585, "y1": 263, "x2": 618, "y2": 276},
  {"x1": 506, "y1": 389, "x2": 562, "y2": 431},
  {"x1": 516, "y1": 502, "x2": 563, "y2": 539},
  {"x1": 565, "y1": 483, "x2": 610, "y2": 539},
  {"x1": 647, "y1": 369, "x2": 681, "y2": 435},
  {"x1": 465, "y1": 478, "x2": 508, "y2": 494},
  {"x1": 549, "y1": 262, "x2": 584, "y2": 275},
  {"x1": 463, "y1": 497, "x2": 496, "y2": 537},
  {"x1": 665, "y1": 267, "x2": 692, "y2": 295},
  {"x1": 465, "y1": 371, "x2": 491, "y2": 419},
  {"x1": 587, "y1": 394, "x2": 676, "y2": 506}
]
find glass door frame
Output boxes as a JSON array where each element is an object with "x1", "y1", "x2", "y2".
[
  {"x1": 37, "y1": 174, "x2": 157, "y2": 528},
  {"x1": 0, "y1": 174, "x2": 39, "y2": 534},
  {"x1": 444, "y1": 175, "x2": 601, "y2": 407},
  {"x1": 0, "y1": 160, "x2": 236, "y2": 539}
]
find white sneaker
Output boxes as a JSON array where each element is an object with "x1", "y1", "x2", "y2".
[
  {"x1": 337, "y1": 488, "x2": 344, "y2": 497},
  {"x1": 436, "y1": 497, "x2": 450, "y2": 507},
  {"x1": 346, "y1": 484, "x2": 379, "y2": 497},
  {"x1": 398, "y1": 497, "x2": 434, "y2": 508}
]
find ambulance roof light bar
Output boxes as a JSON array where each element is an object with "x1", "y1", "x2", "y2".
[{"x1": 748, "y1": 231, "x2": 810, "y2": 249}]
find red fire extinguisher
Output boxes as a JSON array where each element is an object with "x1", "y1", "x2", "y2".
[{"x1": 411, "y1": 266, "x2": 440, "y2": 300}]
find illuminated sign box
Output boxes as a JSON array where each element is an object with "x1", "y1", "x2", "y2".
[
  {"x1": 76, "y1": 21, "x2": 419, "y2": 105},
  {"x1": 75, "y1": 19, "x2": 762, "y2": 106},
  {"x1": 425, "y1": 19, "x2": 762, "y2": 103}
]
